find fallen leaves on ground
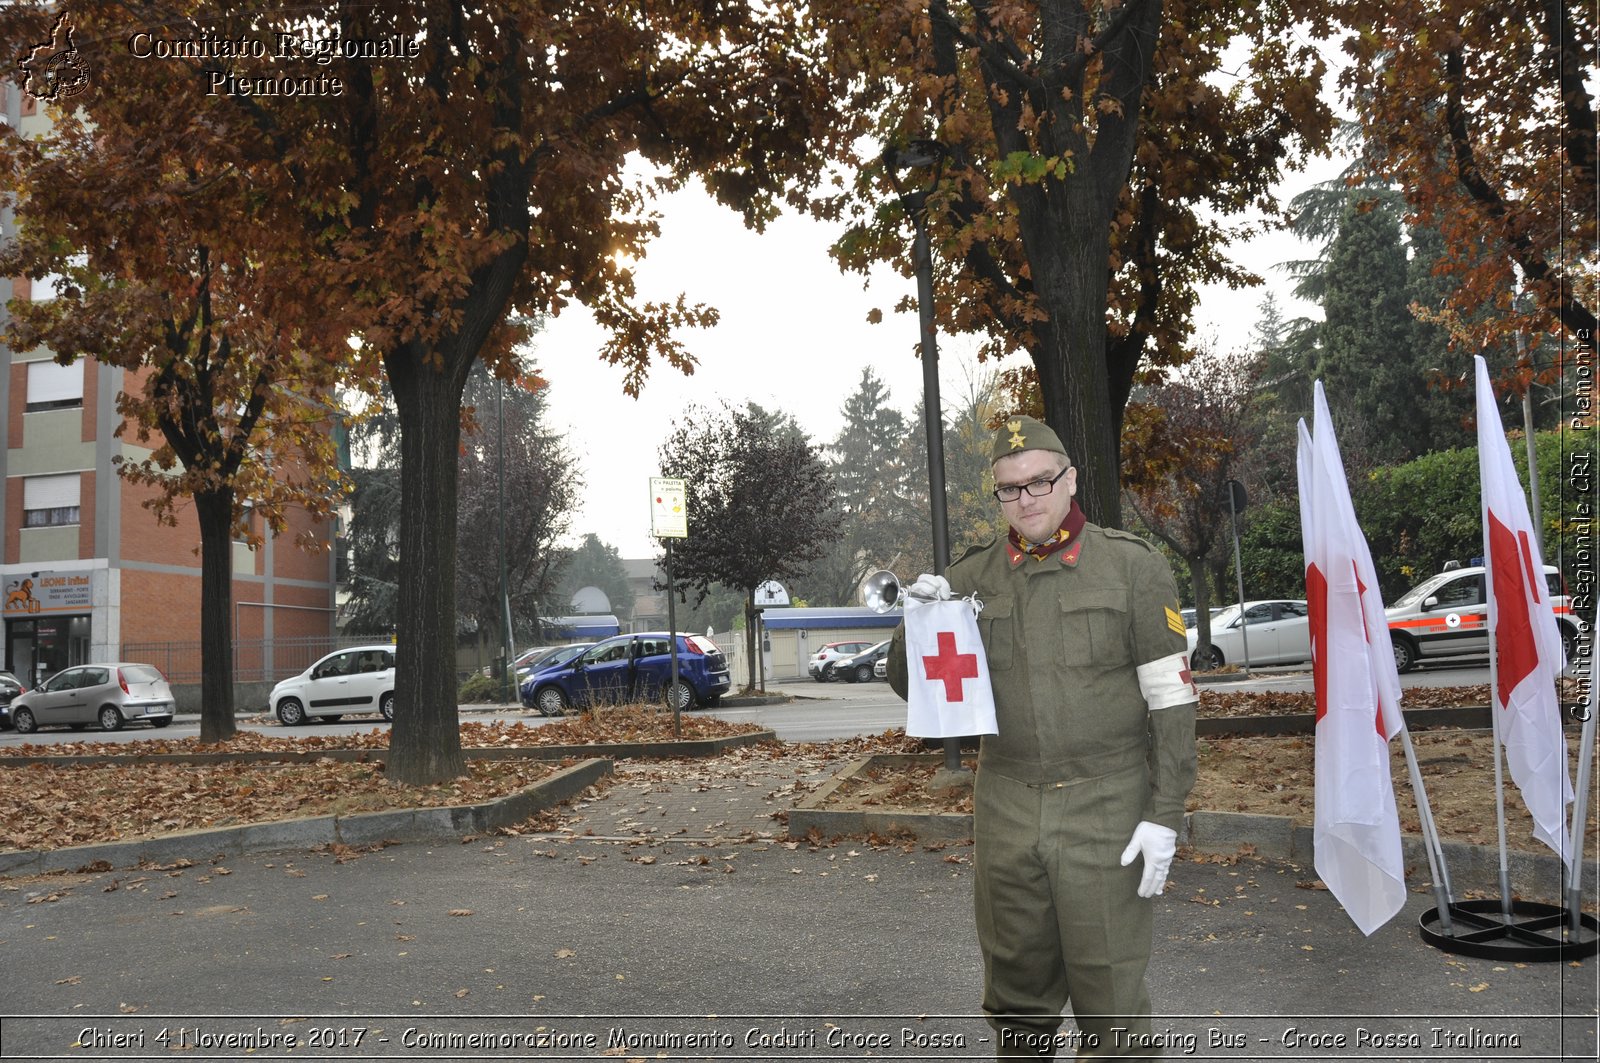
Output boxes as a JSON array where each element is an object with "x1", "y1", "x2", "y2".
[
  {"x1": 2, "y1": 688, "x2": 1588, "y2": 858},
  {"x1": 0, "y1": 708, "x2": 768, "y2": 762},
  {"x1": 1196, "y1": 677, "x2": 1583, "y2": 718},
  {"x1": 825, "y1": 727, "x2": 1600, "y2": 856},
  {"x1": 0, "y1": 758, "x2": 561, "y2": 854}
]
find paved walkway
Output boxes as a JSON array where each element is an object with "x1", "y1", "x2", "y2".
[{"x1": 1, "y1": 748, "x2": 1596, "y2": 1061}]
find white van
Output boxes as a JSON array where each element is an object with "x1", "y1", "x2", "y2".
[{"x1": 1385, "y1": 563, "x2": 1581, "y2": 672}]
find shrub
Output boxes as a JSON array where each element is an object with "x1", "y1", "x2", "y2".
[{"x1": 458, "y1": 671, "x2": 511, "y2": 703}]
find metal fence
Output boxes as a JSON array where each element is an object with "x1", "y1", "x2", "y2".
[{"x1": 121, "y1": 636, "x2": 383, "y2": 684}]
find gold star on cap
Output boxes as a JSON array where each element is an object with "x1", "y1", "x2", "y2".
[{"x1": 1007, "y1": 419, "x2": 1025, "y2": 450}]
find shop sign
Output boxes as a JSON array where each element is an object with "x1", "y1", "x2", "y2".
[{"x1": 4, "y1": 570, "x2": 92, "y2": 615}]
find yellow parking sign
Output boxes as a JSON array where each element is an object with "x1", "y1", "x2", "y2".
[{"x1": 650, "y1": 477, "x2": 687, "y2": 538}]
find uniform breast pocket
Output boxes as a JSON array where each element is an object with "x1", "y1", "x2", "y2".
[
  {"x1": 1060, "y1": 590, "x2": 1131, "y2": 667},
  {"x1": 977, "y1": 594, "x2": 1015, "y2": 671}
]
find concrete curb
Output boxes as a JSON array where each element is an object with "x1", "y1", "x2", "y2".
[
  {"x1": 0, "y1": 758, "x2": 614, "y2": 878},
  {"x1": 788, "y1": 753, "x2": 1594, "y2": 904},
  {"x1": 0, "y1": 729, "x2": 777, "y2": 768},
  {"x1": 1196, "y1": 705, "x2": 1496, "y2": 736}
]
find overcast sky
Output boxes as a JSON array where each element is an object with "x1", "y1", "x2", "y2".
[{"x1": 533, "y1": 154, "x2": 1345, "y2": 563}]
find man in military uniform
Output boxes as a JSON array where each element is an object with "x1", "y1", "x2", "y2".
[{"x1": 887, "y1": 415, "x2": 1197, "y2": 1059}]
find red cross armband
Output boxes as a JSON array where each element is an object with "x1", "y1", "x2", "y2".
[{"x1": 1136, "y1": 651, "x2": 1199, "y2": 711}]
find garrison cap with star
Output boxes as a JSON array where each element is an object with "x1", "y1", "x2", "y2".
[{"x1": 991, "y1": 414, "x2": 1069, "y2": 462}]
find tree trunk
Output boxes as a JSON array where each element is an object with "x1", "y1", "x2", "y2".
[
  {"x1": 385, "y1": 345, "x2": 473, "y2": 785},
  {"x1": 744, "y1": 590, "x2": 758, "y2": 693},
  {"x1": 1031, "y1": 222, "x2": 1122, "y2": 529},
  {"x1": 1187, "y1": 555, "x2": 1212, "y2": 665},
  {"x1": 194, "y1": 487, "x2": 237, "y2": 743}
]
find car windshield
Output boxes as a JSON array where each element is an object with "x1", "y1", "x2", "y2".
[{"x1": 1210, "y1": 606, "x2": 1241, "y2": 627}]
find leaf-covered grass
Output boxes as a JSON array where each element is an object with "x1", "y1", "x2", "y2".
[
  {"x1": 0, "y1": 757, "x2": 563, "y2": 855},
  {"x1": 0, "y1": 707, "x2": 768, "y2": 761}
]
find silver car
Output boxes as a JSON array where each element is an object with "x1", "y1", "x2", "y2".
[{"x1": 10, "y1": 663, "x2": 175, "y2": 733}]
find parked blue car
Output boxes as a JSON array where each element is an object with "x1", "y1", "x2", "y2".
[{"x1": 520, "y1": 632, "x2": 731, "y2": 716}]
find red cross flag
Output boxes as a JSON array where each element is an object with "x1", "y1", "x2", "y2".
[
  {"x1": 1475, "y1": 355, "x2": 1572, "y2": 861},
  {"x1": 1297, "y1": 382, "x2": 1407, "y2": 936},
  {"x1": 904, "y1": 596, "x2": 997, "y2": 738}
]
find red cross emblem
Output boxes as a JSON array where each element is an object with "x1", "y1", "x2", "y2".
[
  {"x1": 922, "y1": 631, "x2": 979, "y2": 702},
  {"x1": 1179, "y1": 663, "x2": 1193, "y2": 687}
]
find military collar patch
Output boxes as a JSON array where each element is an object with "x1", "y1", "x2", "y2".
[{"x1": 1059, "y1": 539, "x2": 1083, "y2": 566}]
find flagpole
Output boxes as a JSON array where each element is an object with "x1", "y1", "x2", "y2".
[
  {"x1": 1398, "y1": 727, "x2": 1456, "y2": 932},
  {"x1": 1485, "y1": 583, "x2": 1516, "y2": 919},
  {"x1": 1568, "y1": 675, "x2": 1597, "y2": 934}
]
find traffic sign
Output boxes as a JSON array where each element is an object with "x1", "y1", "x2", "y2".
[{"x1": 650, "y1": 477, "x2": 687, "y2": 538}]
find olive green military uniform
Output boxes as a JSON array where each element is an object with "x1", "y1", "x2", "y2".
[{"x1": 888, "y1": 520, "x2": 1196, "y2": 1059}]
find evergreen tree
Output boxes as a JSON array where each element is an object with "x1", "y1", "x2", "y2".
[
  {"x1": 1316, "y1": 199, "x2": 1421, "y2": 464},
  {"x1": 1404, "y1": 224, "x2": 1476, "y2": 443},
  {"x1": 802, "y1": 369, "x2": 914, "y2": 605}
]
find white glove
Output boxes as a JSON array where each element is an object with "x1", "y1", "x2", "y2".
[
  {"x1": 1119, "y1": 821, "x2": 1178, "y2": 898},
  {"x1": 906, "y1": 573, "x2": 952, "y2": 601}
]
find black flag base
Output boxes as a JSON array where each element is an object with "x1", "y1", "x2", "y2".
[{"x1": 1419, "y1": 899, "x2": 1599, "y2": 962}]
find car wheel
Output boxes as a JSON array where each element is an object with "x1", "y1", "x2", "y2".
[
  {"x1": 99, "y1": 705, "x2": 124, "y2": 732},
  {"x1": 855, "y1": 664, "x2": 873, "y2": 684},
  {"x1": 379, "y1": 692, "x2": 395, "y2": 721},
  {"x1": 536, "y1": 685, "x2": 568, "y2": 717},
  {"x1": 150, "y1": 718, "x2": 171, "y2": 728},
  {"x1": 276, "y1": 697, "x2": 308, "y2": 726},
  {"x1": 1560, "y1": 623, "x2": 1579, "y2": 665},
  {"x1": 1391, "y1": 636, "x2": 1417, "y2": 674},
  {"x1": 13, "y1": 708, "x2": 36, "y2": 734},
  {"x1": 666, "y1": 679, "x2": 697, "y2": 712},
  {"x1": 1190, "y1": 645, "x2": 1224, "y2": 671}
]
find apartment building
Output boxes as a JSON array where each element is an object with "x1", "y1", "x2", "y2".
[{"x1": 0, "y1": 86, "x2": 338, "y2": 686}]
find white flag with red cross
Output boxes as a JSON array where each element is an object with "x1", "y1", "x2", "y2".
[
  {"x1": 1475, "y1": 355, "x2": 1572, "y2": 861},
  {"x1": 1298, "y1": 382, "x2": 1407, "y2": 936},
  {"x1": 903, "y1": 596, "x2": 998, "y2": 738}
]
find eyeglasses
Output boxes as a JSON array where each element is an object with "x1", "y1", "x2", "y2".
[{"x1": 993, "y1": 465, "x2": 1070, "y2": 502}]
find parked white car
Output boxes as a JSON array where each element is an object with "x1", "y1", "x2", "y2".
[
  {"x1": 1186, "y1": 600, "x2": 1311, "y2": 670},
  {"x1": 270, "y1": 645, "x2": 396, "y2": 725},
  {"x1": 807, "y1": 640, "x2": 876, "y2": 682},
  {"x1": 10, "y1": 663, "x2": 174, "y2": 733}
]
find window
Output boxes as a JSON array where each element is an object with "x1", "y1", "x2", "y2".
[
  {"x1": 44, "y1": 669, "x2": 78, "y2": 693},
  {"x1": 315, "y1": 651, "x2": 359, "y2": 678},
  {"x1": 25, "y1": 359, "x2": 84, "y2": 412},
  {"x1": 23, "y1": 473, "x2": 80, "y2": 527},
  {"x1": 586, "y1": 640, "x2": 629, "y2": 664},
  {"x1": 637, "y1": 638, "x2": 669, "y2": 657},
  {"x1": 1240, "y1": 604, "x2": 1274, "y2": 625},
  {"x1": 1278, "y1": 602, "x2": 1308, "y2": 619},
  {"x1": 1432, "y1": 577, "x2": 1483, "y2": 609}
]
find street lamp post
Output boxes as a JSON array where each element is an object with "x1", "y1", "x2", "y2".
[
  {"x1": 885, "y1": 138, "x2": 962, "y2": 776},
  {"x1": 497, "y1": 378, "x2": 514, "y2": 705}
]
